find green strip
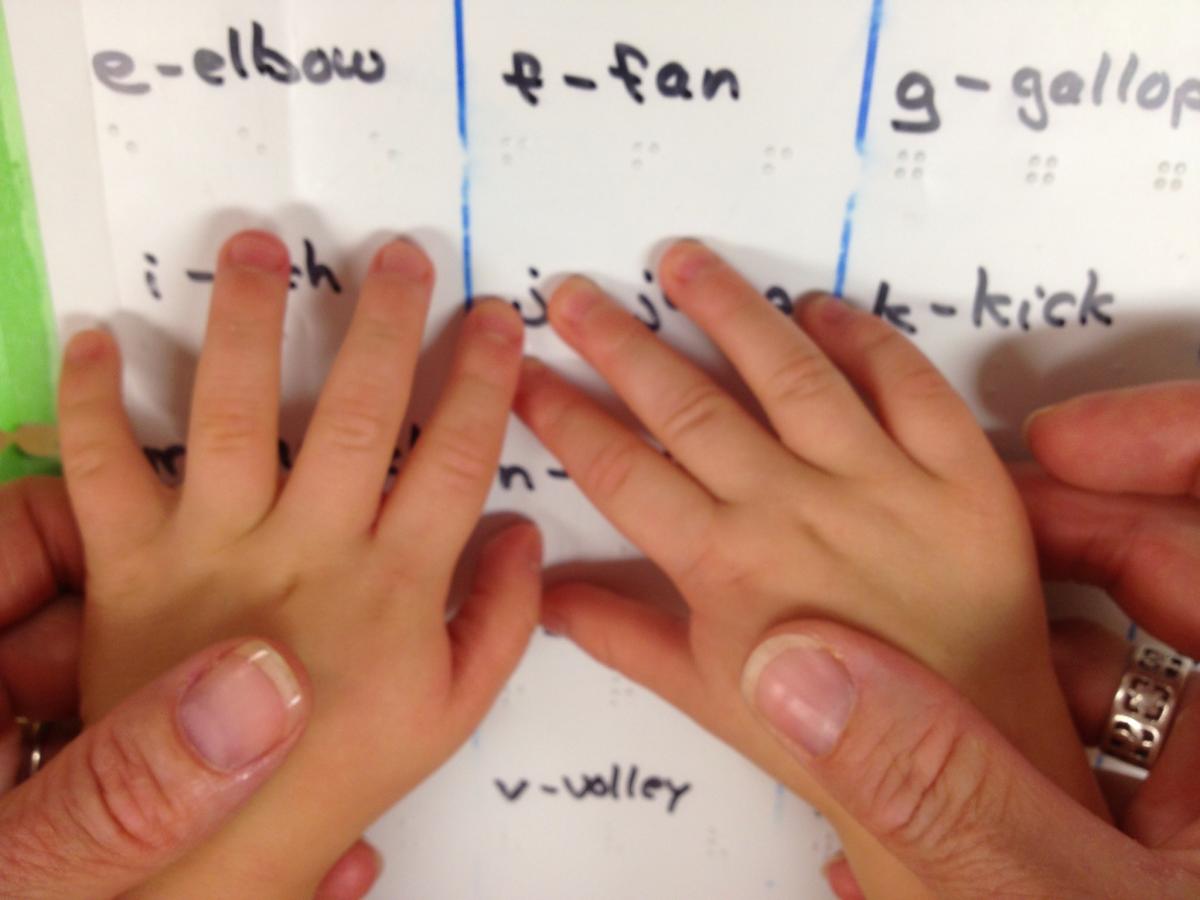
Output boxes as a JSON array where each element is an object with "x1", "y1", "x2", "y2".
[{"x1": 0, "y1": 4, "x2": 59, "y2": 481}]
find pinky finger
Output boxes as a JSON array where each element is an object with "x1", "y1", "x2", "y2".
[
  {"x1": 313, "y1": 839, "x2": 383, "y2": 900},
  {"x1": 57, "y1": 331, "x2": 167, "y2": 556},
  {"x1": 823, "y1": 854, "x2": 866, "y2": 900}
]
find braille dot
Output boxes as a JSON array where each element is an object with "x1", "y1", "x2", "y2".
[
  {"x1": 632, "y1": 158, "x2": 643, "y2": 170},
  {"x1": 1158, "y1": 161, "x2": 1171, "y2": 174},
  {"x1": 781, "y1": 146, "x2": 793, "y2": 160},
  {"x1": 107, "y1": 123, "x2": 119, "y2": 137},
  {"x1": 369, "y1": 131, "x2": 380, "y2": 142},
  {"x1": 1155, "y1": 177, "x2": 1167, "y2": 190},
  {"x1": 1026, "y1": 172, "x2": 1038, "y2": 184},
  {"x1": 898, "y1": 149, "x2": 909, "y2": 161},
  {"x1": 501, "y1": 136, "x2": 511, "y2": 148},
  {"x1": 125, "y1": 140, "x2": 138, "y2": 154},
  {"x1": 502, "y1": 153, "x2": 513, "y2": 165},
  {"x1": 1045, "y1": 156, "x2": 1058, "y2": 169},
  {"x1": 1029, "y1": 155, "x2": 1041, "y2": 166},
  {"x1": 1175, "y1": 162, "x2": 1187, "y2": 175},
  {"x1": 648, "y1": 141, "x2": 660, "y2": 154},
  {"x1": 914, "y1": 150, "x2": 926, "y2": 164},
  {"x1": 633, "y1": 141, "x2": 644, "y2": 152},
  {"x1": 256, "y1": 143, "x2": 267, "y2": 155},
  {"x1": 237, "y1": 127, "x2": 249, "y2": 140},
  {"x1": 896, "y1": 167, "x2": 907, "y2": 179},
  {"x1": 517, "y1": 137, "x2": 528, "y2": 149},
  {"x1": 765, "y1": 145, "x2": 776, "y2": 158},
  {"x1": 1042, "y1": 172, "x2": 1055, "y2": 185},
  {"x1": 763, "y1": 162, "x2": 775, "y2": 174},
  {"x1": 912, "y1": 167, "x2": 924, "y2": 179},
  {"x1": 388, "y1": 149, "x2": 399, "y2": 161}
]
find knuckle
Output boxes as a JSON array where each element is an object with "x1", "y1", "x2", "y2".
[
  {"x1": 190, "y1": 402, "x2": 262, "y2": 456},
  {"x1": 659, "y1": 383, "x2": 730, "y2": 447},
  {"x1": 321, "y1": 391, "x2": 392, "y2": 454},
  {"x1": 579, "y1": 437, "x2": 643, "y2": 499},
  {"x1": 856, "y1": 712, "x2": 997, "y2": 865},
  {"x1": 66, "y1": 729, "x2": 192, "y2": 863},
  {"x1": 428, "y1": 425, "x2": 496, "y2": 493},
  {"x1": 891, "y1": 360, "x2": 953, "y2": 404},
  {"x1": 762, "y1": 349, "x2": 842, "y2": 410},
  {"x1": 60, "y1": 437, "x2": 113, "y2": 485}
]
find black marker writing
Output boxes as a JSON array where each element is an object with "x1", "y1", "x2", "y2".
[
  {"x1": 891, "y1": 52, "x2": 1200, "y2": 134},
  {"x1": 94, "y1": 21, "x2": 385, "y2": 95},
  {"x1": 495, "y1": 763, "x2": 692, "y2": 814},
  {"x1": 503, "y1": 42, "x2": 739, "y2": 107}
]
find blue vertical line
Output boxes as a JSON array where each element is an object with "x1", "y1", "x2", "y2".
[
  {"x1": 833, "y1": 0, "x2": 885, "y2": 299},
  {"x1": 855, "y1": 0, "x2": 885, "y2": 156},
  {"x1": 833, "y1": 192, "x2": 857, "y2": 298},
  {"x1": 453, "y1": 0, "x2": 474, "y2": 307}
]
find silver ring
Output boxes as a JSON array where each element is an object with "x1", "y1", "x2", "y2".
[
  {"x1": 1101, "y1": 643, "x2": 1192, "y2": 769},
  {"x1": 15, "y1": 717, "x2": 45, "y2": 783}
]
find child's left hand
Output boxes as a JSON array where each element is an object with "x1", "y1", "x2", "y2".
[{"x1": 58, "y1": 232, "x2": 538, "y2": 898}]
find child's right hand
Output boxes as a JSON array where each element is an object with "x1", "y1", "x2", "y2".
[
  {"x1": 57, "y1": 232, "x2": 539, "y2": 898},
  {"x1": 515, "y1": 241, "x2": 1106, "y2": 896}
]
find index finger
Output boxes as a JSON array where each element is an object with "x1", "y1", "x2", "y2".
[
  {"x1": 0, "y1": 477, "x2": 84, "y2": 628},
  {"x1": 1025, "y1": 382, "x2": 1200, "y2": 497}
]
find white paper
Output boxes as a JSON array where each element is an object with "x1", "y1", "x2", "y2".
[{"x1": 7, "y1": 1, "x2": 1200, "y2": 896}]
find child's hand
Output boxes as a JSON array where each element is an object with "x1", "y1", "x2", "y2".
[
  {"x1": 57, "y1": 232, "x2": 539, "y2": 898},
  {"x1": 516, "y1": 241, "x2": 1104, "y2": 892}
]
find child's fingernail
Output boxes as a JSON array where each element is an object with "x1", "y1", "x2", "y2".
[
  {"x1": 226, "y1": 231, "x2": 290, "y2": 274},
  {"x1": 743, "y1": 635, "x2": 855, "y2": 758},
  {"x1": 808, "y1": 294, "x2": 852, "y2": 325},
  {"x1": 555, "y1": 277, "x2": 603, "y2": 329},
  {"x1": 541, "y1": 612, "x2": 568, "y2": 638},
  {"x1": 375, "y1": 237, "x2": 433, "y2": 281},
  {"x1": 522, "y1": 525, "x2": 544, "y2": 574},
  {"x1": 473, "y1": 303, "x2": 523, "y2": 347},
  {"x1": 1021, "y1": 404, "x2": 1056, "y2": 443},
  {"x1": 666, "y1": 239, "x2": 718, "y2": 286},
  {"x1": 178, "y1": 640, "x2": 304, "y2": 772},
  {"x1": 64, "y1": 330, "x2": 111, "y2": 366}
]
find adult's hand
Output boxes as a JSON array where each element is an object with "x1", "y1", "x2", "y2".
[
  {"x1": 0, "y1": 477, "x2": 378, "y2": 899},
  {"x1": 739, "y1": 384, "x2": 1200, "y2": 898}
]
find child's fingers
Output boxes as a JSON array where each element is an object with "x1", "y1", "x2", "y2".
[
  {"x1": 514, "y1": 358, "x2": 717, "y2": 579},
  {"x1": 282, "y1": 240, "x2": 433, "y2": 542},
  {"x1": 541, "y1": 581, "x2": 704, "y2": 717},
  {"x1": 57, "y1": 330, "x2": 167, "y2": 556},
  {"x1": 448, "y1": 523, "x2": 541, "y2": 724},
  {"x1": 796, "y1": 293, "x2": 995, "y2": 480},
  {"x1": 547, "y1": 276, "x2": 793, "y2": 501},
  {"x1": 1024, "y1": 382, "x2": 1200, "y2": 498},
  {"x1": 658, "y1": 241, "x2": 899, "y2": 478},
  {"x1": 377, "y1": 300, "x2": 522, "y2": 563},
  {"x1": 181, "y1": 231, "x2": 290, "y2": 534}
]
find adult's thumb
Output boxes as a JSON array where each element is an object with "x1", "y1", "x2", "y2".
[
  {"x1": 741, "y1": 622, "x2": 1157, "y2": 898},
  {"x1": 0, "y1": 638, "x2": 307, "y2": 900}
]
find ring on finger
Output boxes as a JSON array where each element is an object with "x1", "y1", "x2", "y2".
[{"x1": 1101, "y1": 643, "x2": 1192, "y2": 769}]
